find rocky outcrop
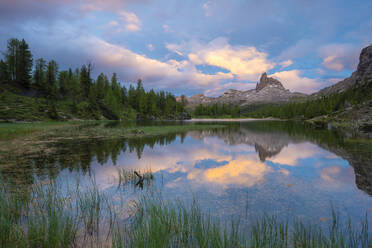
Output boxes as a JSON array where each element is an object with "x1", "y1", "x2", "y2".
[
  {"x1": 185, "y1": 73, "x2": 306, "y2": 107},
  {"x1": 256, "y1": 73, "x2": 285, "y2": 91},
  {"x1": 314, "y1": 44, "x2": 372, "y2": 97}
]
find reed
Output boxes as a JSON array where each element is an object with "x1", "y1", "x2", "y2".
[
  {"x1": 0, "y1": 175, "x2": 370, "y2": 248},
  {"x1": 117, "y1": 168, "x2": 154, "y2": 188}
]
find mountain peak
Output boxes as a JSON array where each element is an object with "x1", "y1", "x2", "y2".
[{"x1": 256, "y1": 72, "x2": 285, "y2": 91}]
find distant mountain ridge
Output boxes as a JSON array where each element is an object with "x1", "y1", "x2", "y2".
[
  {"x1": 185, "y1": 72, "x2": 306, "y2": 107},
  {"x1": 185, "y1": 44, "x2": 372, "y2": 107}
]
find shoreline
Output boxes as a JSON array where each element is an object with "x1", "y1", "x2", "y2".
[{"x1": 186, "y1": 117, "x2": 281, "y2": 122}]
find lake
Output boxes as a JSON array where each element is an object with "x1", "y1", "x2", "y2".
[{"x1": 2, "y1": 120, "x2": 371, "y2": 229}]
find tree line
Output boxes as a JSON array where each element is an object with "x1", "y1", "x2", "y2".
[
  {"x1": 0, "y1": 38, "x2": 187, "y2": 120},
  {"x1": 193, "y1": 103, "x2": 240, "y2": 117},
  {"x1": 242, "y1": 77, "x2": 372, "y2": 119}
]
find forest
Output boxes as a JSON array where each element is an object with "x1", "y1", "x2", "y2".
[
  {"x1": 0, "y1": 38, "x2": 187, "y2": 120},
  {"x1": 241, "y1": 77, "x2": 372, "y2": 119},
  {"x1": 192, "y1": 103, "x2": 241, "y2": 118}
]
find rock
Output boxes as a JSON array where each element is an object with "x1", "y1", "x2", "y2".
[
  {"x1": 314, "y1": 44, "x2": 372, "y2": 97},
  {"x1": 256, "y1": 72, "x2": 285, "y2": 91},
  {"x1": 185, "y1": 72, "x2": 306, "y2": 107}
]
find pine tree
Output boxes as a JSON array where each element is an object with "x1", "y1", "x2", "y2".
[
  {"x1": 136, "y1": 79, "x2": 146, "y2": 113},
  {"x1": 4, "y1": 38, "x2": 33, "y2": 88},
  {"x1": 4, "y1": 38, "x2": 19, "y2": 82},
  {"x1": 128, "y1": 84, "x2": 137, "y2": 110},
  {"x1": 121, "y1": 86, "x2": 128, "y2": 107},
  {"x1": 103, "y1": 87, "x2": 121, "y2": 120},
  {"x1": 0, "y1": 60, "x2": 9, "y2": 83},
  {"x1": 33, "y1": 58, "x2": 46, "y2": 94},
  {"x1": 80, "y1": 64, "x2": 92, "y2": 98},
  {"x1": 46, "y1": 60, "x2": 58, "y2": 99},
  {"x1": 17, "y1": 39, "x2": 33, "y2": 88},
  {"x1": 147, "y1": 89, "x2": 158, "y2": 116},
  {"x1": 96, "y1": 73, "x2": 106, "y2": 102},
  {"x1": 58, "y1": 70, "x2": 70, "y2": 98}
]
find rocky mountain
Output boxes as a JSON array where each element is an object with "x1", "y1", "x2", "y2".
[
  {"x1": 313, "y1": 44, "x2": 372, "y2": 97},
  {"x1": 186, "y1": 44, "x2": 372, "y2": 107},
  {"x1": 185, "y1": 73, "x2": 306, "y2": 107}
]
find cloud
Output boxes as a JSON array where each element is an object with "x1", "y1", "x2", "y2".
[
  {"x1": 270, "y1": 70, "x2": 325, "y2": 93},
  {"x1": 69, "y1": 35, "x2": 233, "y2": 91},
  {"x1": 279, "y1": 59, "x2": 293, "y2": 68},
  {"x1": 147, "y1": 44, "x2": 155, "y2": 51},
  {"x1": 203, "y1": 1, "x2": 212, "y2": 17},
  {"x1": 319, "y1": 44, "x2": 359, "y2": 71},
  {"x1": 118, "y1": 11, "x2": 142, "y2": 32},
  {"x1": 108, "y1": 20, "x2": 119, "y2": 27},
  {"x1": 162, "y1": 24, "x2": 173, "y2": 33},
  {"x1": 165, "y1": 43, "x2": 184, "y2": 56},
  {"x1": 169, "y1": 37, "x2": 275, "y2": 81},
  {"x1": 278, "y1": 39, "x2": 316, "y2": 60}
]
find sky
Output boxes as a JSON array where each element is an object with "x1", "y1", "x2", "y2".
[{"x1": 0, "y1": 0, "x2": 371, "y2": 96}]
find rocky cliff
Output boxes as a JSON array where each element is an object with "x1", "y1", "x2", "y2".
[
  {"x1": 314, "y1": 44, "x2": 372, "y2": 97},
  {"x1": 186, "y1": 73, "x2": 306, "y2": 107}
]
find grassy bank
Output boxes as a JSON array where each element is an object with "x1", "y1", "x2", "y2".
[
  {"x1": 0, "y1": 121, "x2": 224, "y2": 160},
  {"x1": 0, "y1": 174, "x2": 370, "y2": 248}
]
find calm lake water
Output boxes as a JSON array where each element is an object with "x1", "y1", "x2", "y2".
[{"x1": 3, "y1": 121, "x2": 372, "y2": 226}]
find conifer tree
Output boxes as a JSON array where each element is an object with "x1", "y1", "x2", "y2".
[
  {"x1": 46, "y1": 60, "x2": 58, "y2": 99},
  {"x1": 33, "y1": 58, "x2": 46, "y2": 93},
  {"x1": 17, "y1": 39, "x2": 33, "y2": 88},
  {"x1": 0, "y1": 60, "x2": 9, "y2": 83},
  {"x1": 4, "y1": 38, "x2": 32, "y2": 87},
  {"x1": 80, "y1": 64, "x2": 92, "y2": 98},
  {"x1": 4, "y1": 38, "x2": 19, "y2": 82}
]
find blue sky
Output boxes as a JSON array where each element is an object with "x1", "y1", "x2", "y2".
[{"x1": 0, "y1": 0, "x2": 371, "y2": 96}]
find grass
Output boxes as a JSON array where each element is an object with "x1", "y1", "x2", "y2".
[
  {"x1": 0, "y1": 121, "x2": 224, "y2": 161},
  {"x1": 0, "y1": 121, "x2": 224, "y2": 140},
  {"x1": 0, "y1": 173, "x2": 370, "y2": 248},
  {"x1": 114, "y1": 196, "x2": 371, "y2": 248},
  {"x1": 0, "y1": 121, "x2": 78, "y2": 140},
  {"x1": 117, "y1": 168, "x2": 154, "y2": 188}
]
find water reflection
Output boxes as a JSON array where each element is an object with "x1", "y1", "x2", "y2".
[{"x1": 1, "y1": 121, "x2": 372, "y2": 223}]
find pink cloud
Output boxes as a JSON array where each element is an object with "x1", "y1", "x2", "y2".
[{"x1": 318, "y1": 44, "x2": 359, "y2": 71}]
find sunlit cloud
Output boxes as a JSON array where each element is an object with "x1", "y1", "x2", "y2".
[
  {"x1": 270, "y1": 70, "x2": 325, "y2": 93},
  {"x1": 279, "y1": 59, "x2": 293, "y2": 68},
  {"x1": 118, "y1": 10, "x2": 142, "y2": 32},
  {"x1": 70, "y1": 36, "x2": 234, "y2": 90},
  {"x1": 319, "y1": 44, "x2": 359, "y2": 72},
  {"x1": 185, "y1": 37, "x2": 275, "y2": 81}
]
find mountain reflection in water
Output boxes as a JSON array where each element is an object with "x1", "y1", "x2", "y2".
[{"x1": 1, "y1": 121, "x2": 371, "y2": 223}]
